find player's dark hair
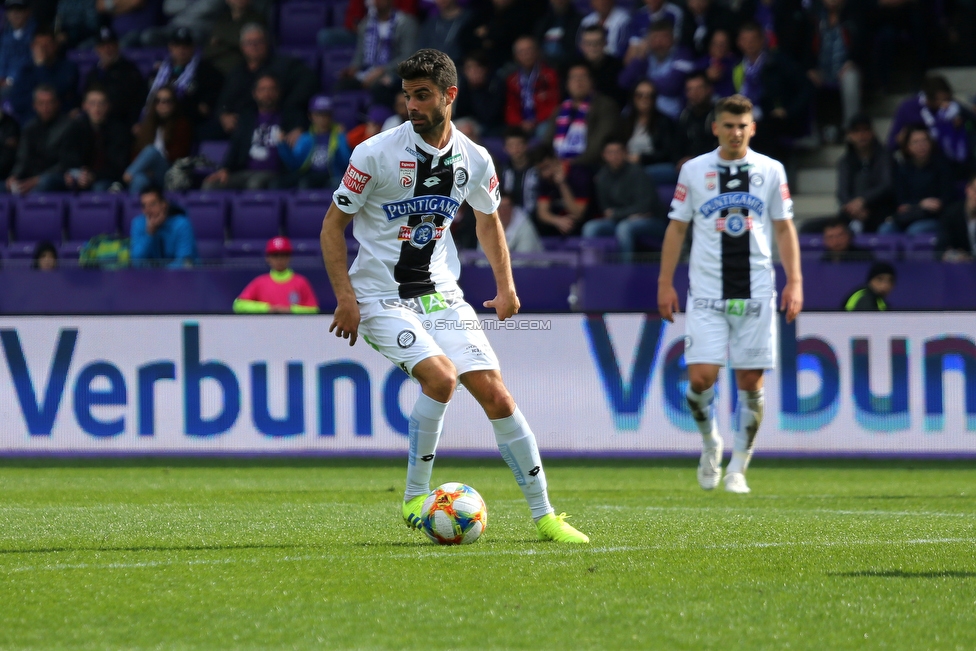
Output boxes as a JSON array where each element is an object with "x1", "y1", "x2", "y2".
[
  {"x1": 397, "y1": 49, "x2": 457, "y2": 93},
  {"x1": 714, "y1": 94, "x2": 753, "y2": 116}
]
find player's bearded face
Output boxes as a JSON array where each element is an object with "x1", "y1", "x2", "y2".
[{"x1": 408, "y1": 92, "x2": 448, "y2": 135}]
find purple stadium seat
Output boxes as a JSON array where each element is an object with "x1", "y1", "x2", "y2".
[
  {"x1": 481, "y1": 136, "x2": 507, "y2": 166},
  {"x1": 198, "y1": 140, "x2": 229, "y2": 167},
  {"x1": 67, "y1": 194, "x2": 120, "y2": 241},
  {"x1": 657, "y1": 184, "x2": 675, "y2": 209},
  {"x1": 331, "y1": 90, "x2": 369, "y2": 129},
  {"x1": 112, "y1": 0, "x2": 161, "y2": 39},
  {"x1": 15, "y1": 195, "x2": 64, "y2": 244},
  {"x1": 278, "y1": 46, "x2": 320, "y2": 75},
  {"x1": 68, "y1": 50, "x2": 99, "y2": 92},
  {"x1": 181, "y1": 191, "x2": 230, "y2": 241},
  {"x1": 196, "y1": 240, "x2": 225, "y2": 261},
  {"x1": 279, "y1": 1, "x2": 330, "y2": 46},
  {"x1": 229, "y1": 192, "x2": 283, "y2": 240},
  {"x1": 854, "y1": 233, "x2": 900, "y2": 261},
  {"x1": 286, "y1": 191, "x2": 332, "y2": 239},
  {"x1": 321, "y1": 47, "x2": 355, "y2": 92},
  {"x1": 904, "y1": 233, "x2": 939, "y2": 259},
  {"x1": 798, "y1": 234, "x2": 824, "y2": 251}
]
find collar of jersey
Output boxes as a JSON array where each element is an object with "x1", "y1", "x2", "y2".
[
  {"x1": 713, "y1": 148, "x2": 750, "y2": 166},
  {"x1": 411, "y1": 123, "x2": 456, "y2": 157}
]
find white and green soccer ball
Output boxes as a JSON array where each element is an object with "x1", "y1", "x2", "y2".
[{"x1": 421, "y1": 482, "x2": 488, "y2": 545}]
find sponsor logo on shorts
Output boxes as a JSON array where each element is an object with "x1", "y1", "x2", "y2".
[
  {"x1": 396, "y1": 330, "x2": 416, "y2": 348},
  {"x1": 744, "y1": 347, "x2": 770, "y2": 358},
  {"x1": 399, "y1": 160, "x2": 415, "y2": 188},
  {"x1": 464, "y1": 344, "x2": 486, "y2": 357},
  {"x1": 693, "y1": 298, "x2": 762, "y2": 317},
  {"x1": 684, "y1": 335, "x2": 693, "y2": 350},
  {"x1": 454, "y1": 167, "x2": 468, "y2": 187},
  {"x1": 674, "y1": 183, "x2": 687, "y2": 202},
  {"x1": 341, "y1": 163, "x2": 370, "y2": 193}
]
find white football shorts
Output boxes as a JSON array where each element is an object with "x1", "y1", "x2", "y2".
[
  {"x1": 683, "y1": 295, "x2": 777, "y2": 369},
  {"x1": 357, "y1": 290, "x2": 500, "y2": 377}
]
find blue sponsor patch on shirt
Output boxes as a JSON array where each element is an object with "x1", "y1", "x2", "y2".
[
  {"x1": 699, "y1": 192, "x2": 765, "y2": 219},
  {"x1": 381, "y1": 195, "x2": 461, "y2": 222}
]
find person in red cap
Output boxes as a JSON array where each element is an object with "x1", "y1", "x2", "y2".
[{"x1": 233, "y1": 237, "x2": 320, "y2": 313}]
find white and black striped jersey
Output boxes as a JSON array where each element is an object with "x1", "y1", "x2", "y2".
[
  {"x1": 668, "y1": 147, "x2": 793, "y2": 299},
  {"x1": 333, "y1": 121, "x2": 501, "y2": 300}
]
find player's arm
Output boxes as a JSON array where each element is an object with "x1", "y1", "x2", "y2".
[
  {"x1": 320, "y1": 202, "x2": 359, "y2": 345},
  {"x1": 657, "y1": 219, "x2": 688, "y2": 323},
  {"x1": 773, "y1": 218, "x2": 803, "y2": 323},
  {"x1": 472, "y1": 207, "x2": 520, "y2": 321}
]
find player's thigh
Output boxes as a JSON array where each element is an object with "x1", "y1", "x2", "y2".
[
  {"x1": 684, "y1": 297, "x2": 730, "y2": 366},
  {"x1": 358, "y1": 303, "x2": 445, "y2": 376},
  {"x1": 429, "y1": 301, "x2": 501, "y2": 376},
  {"x1": 728, "y1": 296, "x2": 777, "y2": 370}
]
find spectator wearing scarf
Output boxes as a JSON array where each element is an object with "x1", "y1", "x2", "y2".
[
  {"x1": 504, "y1": 36, "x2": 559, "y2": 140},
  {"x1": 147, "y1": 27, "x2": 224, "y2": 130},
  {"x1": 547, "y1": 64, "x2": 619, "y2": 169},
  {"x1": 339, "y1": 0, "x2": 418, "y2": 105}
]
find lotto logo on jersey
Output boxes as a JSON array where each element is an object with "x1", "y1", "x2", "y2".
[
  {"x1": 342, "y1": 163, "x2": 371, "y2": 194},
  {"x1": 780, "y1": 183, "x2": 791, "y2": 200},
  {"x1": 399, "y1": 161, "x2": 416, "y2": 188},
  {"x1": 715, "y1": 214, "x2": 753, "y2": 236},
  {"x1": 674, "y1": 183, "x2": 687, "y2": 202}
]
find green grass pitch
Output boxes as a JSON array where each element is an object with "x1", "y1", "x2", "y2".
[{"x1": 0, "y1": 457, "x2": 974, "y2": 650}]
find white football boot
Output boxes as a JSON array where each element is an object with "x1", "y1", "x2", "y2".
[
  {"x1": 697, "y1": 437, "x2": 723, "y2": 490},
  {"x1": 723, "y1": 472, "x2": 751, "y2": 494}
]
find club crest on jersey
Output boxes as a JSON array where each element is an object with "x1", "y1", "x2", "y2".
[
  {"x1": 715, "y1": 212, "x2": 753, "y2": 236},
  {"x1": 398, "y1": 215, "x2": 445, "y2": 248},
  {"x1": 382, "y1": 195, "x2": 461, "y2": 222},
  {"x1": 341, "y1": 163, "x2": 370, "y2": 194},
  {"x1": 399, "y1": 160, "x2": 416, "y2": 188},
  {"x1": 750, "y1": 173, "x2": 764, "y2": 187},
  {"x1": 454, "y1": 167, "x2": 468, "y2": 187},
  {"x1": 705, "y1": 171, "x2": 716, "y2": 191},
  {"x1": 699, "y1": 192, "x2": 765, "y2": 219}
]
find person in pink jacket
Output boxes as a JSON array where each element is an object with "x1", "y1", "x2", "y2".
[{"x1": 233, "y1": 237, "x2": 320, "y2": 314}]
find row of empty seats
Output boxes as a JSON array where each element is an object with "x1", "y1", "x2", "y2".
[{"x1": 799, "y1": 233, "x2": 940, "y2": 260}]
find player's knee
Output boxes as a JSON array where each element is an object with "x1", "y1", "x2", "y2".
[
  {"x1": 481, "y1": 388, "x2": 515, "y2": 420},
  {"x1": 414, "y1": 357, "x2": 457, "y2": 402},
  {"x1": 687, "y1": 369, "x2": 716, "y2": 393}
]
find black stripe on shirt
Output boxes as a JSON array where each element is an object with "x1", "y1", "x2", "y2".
[{"x1": 719, "y1": 165, "x2": 752, "y2": 299}]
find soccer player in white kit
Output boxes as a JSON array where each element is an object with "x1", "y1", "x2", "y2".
[
  {"x1": 320, "y1": 49, "x2": 588, "y2": 543},
  {"x1": 658, "y1": 94, "x2": 803, "y2": 494}
]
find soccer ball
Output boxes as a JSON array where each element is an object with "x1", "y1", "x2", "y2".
[{"x1": 421, "y1": 482, "x2": 488, "y2": 545}]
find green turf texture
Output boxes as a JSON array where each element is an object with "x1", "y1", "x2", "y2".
[{"x1": 0, "y1": 458, "x2": 974, "y2": 651}]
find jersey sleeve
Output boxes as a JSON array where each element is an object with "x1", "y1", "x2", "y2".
[
  {"x1": 466, "y1": 155, "x2": 502, "y2": 215},
  {"x1": 332, "y1": 144, "x2": 377, "y2": 214},
  {"x1": 767, "y1": 161, "x2": 794, "y2": 221},
  {"x1": 668, "y1": 164, "x2": 694, "y2": 222}
]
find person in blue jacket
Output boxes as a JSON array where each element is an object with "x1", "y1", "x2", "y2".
[
  {"x1": 278, "y1": 94, "x2": 351, "y2": 190},
  {"x1": 130, "y1": 186, "x2": 198, "y2": 268}
]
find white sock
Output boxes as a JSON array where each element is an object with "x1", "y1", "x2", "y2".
[
  {"x1": 404, "y1": 393, "x2": 449, "y2": 501},
  {"x1": 686, "y1": 385, "x2": 721, "y2": 448},
  {"x1": 491, "y1": 406, "x2": 553, "y2": 520},
  {"x1": 727, "y1": 389, "x2": 764, "y2": 475}
]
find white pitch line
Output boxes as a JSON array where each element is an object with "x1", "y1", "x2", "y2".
[
  {"x1": 2, "y1": 537, "x2": 974, "y2": 575},
  {"x1": 591, "y1": 504, "x2": 973, "y2": 518}
]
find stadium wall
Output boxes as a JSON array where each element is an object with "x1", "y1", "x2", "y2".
[{"x1": 0, "y1": 314, "x2": 974, "y2": 457}]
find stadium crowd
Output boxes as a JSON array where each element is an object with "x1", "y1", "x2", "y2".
[{"x1": 1, "y1": 0, "x2": 976, "y2": 268}]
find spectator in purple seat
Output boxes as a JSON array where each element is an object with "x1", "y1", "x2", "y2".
[
  {"x1": 0, "y1": 104, "x2": 19, "y2": 180},
  {"x1": 53, "y1": 0, "x2": 99, "y2": 49},
  {"x1": 577, "y1": 24, "x2": 625, "y2": 108},
  {"x1": 83, "y1": 26, "x2": 146, "y2": 128},
  {"x1": 204, "y1": 74, "x2": 303, "y2": 190},
  {"x1": 679, "y1": 0, "x2": 734, "y2": 59},
  {"x1": 32, "y1": 241, "x2": 58, "y2": 270},
  {"x1": 216, "y1": 24, "x2": 316, "y2": 140},
  {"x1": 880, "y1": 124, "x2": 954, "y2": 236},
  {"x1": 675, "y1": 72, "x2": 716, "y2": 172},
  {"x1": 577, "y1": 0, "x2": 630, "y2": 60},
  {"x1": 61, "y1": 86, "x2": 131, "y2": 192},
  {"x1": 337, "y1": 0, "x2": 419, "y2": 106},
  {"x1": 124, "y1": 86, "x2": 193, "y2": 196},
  {"x1": 807, "y1": 0, "x2": 862, "y2": 142},
  {"x1": 820, "y1": 218, "x2": 873, "y2": 263},
  {"x1": 887, "y1": 75, "x2": 976, "y2": 182},
  {"x1": 417, "y1": 0, "x2": 470, "y2": 66},
  {"x1": 830, "y1": 113, "x2": 893, "y2": 235},
  {"x1": 130, "y1": 186, "x2": 198, "y2": 269},
  {"x1": 148, "y1": 27, "x2": 224, "y2": 138},
  {"x1": 583, "y1": 139, "x2": 663, "y2": 262},
  {"x1": 938, "y1": 175, "x2": 976, "y2": 262},
  {"x1": 616, "y1": 79, "x2": 677, "y2": 186},
  {"x1": 5, "y1": 85, "x2": 71, "y2": 194},
  {"x1": 503, "y1": 35, "x2": 560, "y2": 140},
  {"x1": 700, "y1": 28, "x2": 735, "y2": 98},
  {"x1": 547, "y1": 63, "x2": 618, "y2": 169},
  {"x1": 619, "y1": 20, "x2": 695, "y2": 121},
  {"x1": 732, "y1": 20, "x2": 812, "y2": 161},
  {"x1": 534, "y1": 0, "x2": 582, "y2": 73},
  {"x1": 499, "y1": 127, "x2": 538, "y2": 216},
  {"x1": 533, "y1": 143, "x2": 592, "y2": 237},
  {"x1": 625, "y1": 0, "x2": 683, "y2": 64},
  {"x1": 0, "y1": 0, "x2": 36, "y2": 98},
  {"x1": 204, "y1": 0, "x2": 268, "y2": 77},
  {"x1": 7, "y1": 29, "x2": 78, "y2": 125},
  {"x1": 278, "y1": 94, "x2": 351, "y2": 191},
  {"x1": 452, "y1": 50, "x2": 503, "y2": 135}
]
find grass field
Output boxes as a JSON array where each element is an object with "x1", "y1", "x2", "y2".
[{"x1": 0, "y1": 457, "x2": 974, "y2": 651}]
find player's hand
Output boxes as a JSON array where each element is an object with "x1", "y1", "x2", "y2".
[
  {"x1": 657, "y1": 284, "x2": 679, "y2": 323},
  {"x1": 484, "y1": 289, "x2": 520, "y2": 321},
  {"x1": 329, "y1": 300, "x2": 361, "y2": 346},
  {"x1": 781, "y1": 281, "x2": 804, "y2": 324}
]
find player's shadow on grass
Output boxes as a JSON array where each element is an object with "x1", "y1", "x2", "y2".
[
  {"x1": 830, "y1": 570, "x2": 976, "y2": 578},
  {"x1": 0, "y1": 543, "x2": 307, "y2": 555}
]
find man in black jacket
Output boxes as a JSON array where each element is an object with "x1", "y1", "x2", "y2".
[
  {"x1": 204, "y1": 74, "x2": 303, "y2": 190},
  {"x1": 215, "y1": 24, "x2": 316, "y2": 139},
  {"x1": 675, "y1": 72, "x2": 716, "y2": 170},
  {"x1": 83, "y1": 25, "x2": 146, "y2": 127},
  {"x1": 4, "y1": 84, "x2": 71, "y2": 194},
  {"x1": 62, "y1": 86, "x2": 132, "y2": 191}
]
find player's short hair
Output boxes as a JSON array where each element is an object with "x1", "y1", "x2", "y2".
[
  {"x1": 714, "y1": 94, "x2": 753, "y2": 117},
  {"x1": 397, "y1": 49, "x2": 457, "y2": 94}
]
